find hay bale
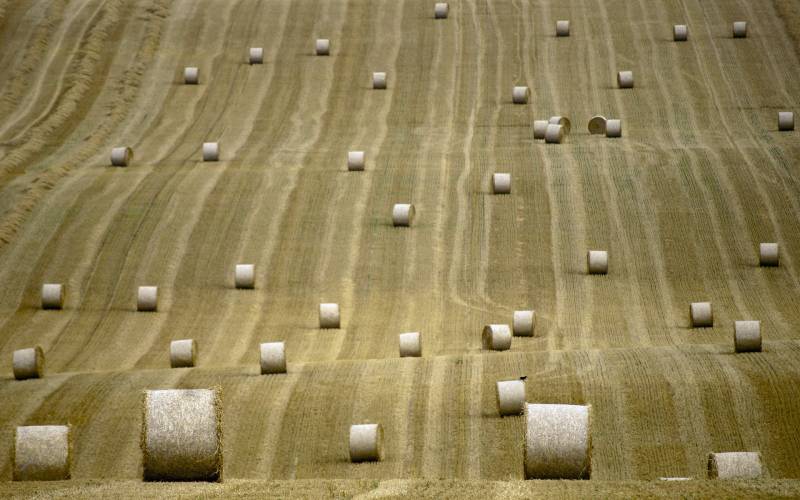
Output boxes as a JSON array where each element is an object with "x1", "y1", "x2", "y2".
[
  {"x1": 556, "y1": 20, "x2": 570, "y2": 37},
  {"x1": 707, "y1": 452, "x2": 762, "y2": 479},
  {"x1": 734, "y1": 320, "x2": 761, "y2": 353},
  {"x1": 606, "y1": 119, "x2": 622, "y2": 138},
  {"x1": 545, "y1": 124, "x2": 564, "y2": 144},
  {"x1": 660, "y1": 477, "x2": 691, "y2": 481},
  {"x1": 202, "y1": 142, "x2": 219, "y2": 162},
  {"x1": 674, "y1": 24, "x2": 688, "y2": 41},
  {"x1": 548, "y1": 116, "x2": 571, "y2": 134},
  {"x1": 732, "y1": 21, "x2": 747, "y2": 38},
  {"x1": 690, "y1": 302, "x2": 713, "y2": 328},
  {"x1": 319, "y1": 303, "x2": 340, "y2": 329},
  {"x1": 12, "y1": 425, "x2": 71, "y2": 481},
  {"x1": 260, "y1": 341, "x2": 286, "y2": 374},
  {"x1": 373, "y1": 72, "x2": 387, "y2": 89},
  {"x1": 142, "y1": 389, "x2": 222, "y2": 481},
  {"x1": 111, "y1": 147, "x2": 133, "y2": 167},
  {"x1": 587, "y1": 250, "x2": 608, "y2": 275},
  {"x1": 170, "y1": 339, "x2": 197, "y2": 368},
  {"x1": 512, "y1": 86, "x2": 530, "y2": 104},
  {"x1": 184, "y1": 67, "x2": 199, "y2": 84},
  {"x1": 249, "y1": 47, "x2": 263, "y2": 64},
  {"x1": 759, "y1": 242, "x2": 779, "y2": 266},
  {"x1": 316, "y1": 39, "x2": 330, "y2": 56},
  {"x1": 235, "y1": 264, "x2": 255, "y2": 289},
  {"x1": 482, "y1": 324, "x2": 512, "y2": 351},
  {"x1": 588, "y1": 115, "x2": 607, "y2": 135},
  {"x1": 513, "y1": 310, "x2": 535, "y2": 337},
  {"x1": 349, "y1": 423, "x2": 383, "y2": 462},
  {"x1": 524, "y1": 403, "x2": 591, "y2": 479},
  {"x1": 12, "y1": 346, "x2": 44, "y2": 380},
  {"x1": 392, "y1": 203, "x2": 415, "y2": 227},
  {"x1": 41, "y1": 283, "x2": 64, "y2": 310},
  {"x1": 533, "y1": 120, "x2": 549, "y2": 139},
  {"x1": 348, "y1": 151, "x2": 365, "y2": 171},
  {"x1": 399, "y1": 331, "x2": 422, "y2": 357},
  {"x1": 778, "y1": 111, "x2": 794, "y2": 131},
  {"x1": 492, "y1": 173, "x2": 511, "y2": 194},
  {"x1": 617, "y1": 70, "x2": 634, "y2": 89},
  {"x1": 434, "y1": 3, "x2": 449, "y2": 19},
  {"x1": 137, "y1": 286, "x2": 158, "y2": 312},
  {"x1": 496, "y1": 379, "x2": 525, "y2": 416}
]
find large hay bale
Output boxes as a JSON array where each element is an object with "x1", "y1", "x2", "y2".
[
  {"x1": 348, "y1": 151, "x2": 365, "y2": 171},
  {"x1": 732, "y1": 21, "x2": 747, "y2": 38},
  {"x1": 674, "y1": 24, "x2": 688, "y2": 41},
  {"x1": 734, "y1": 320, "x2": 761, "y2": 353},
  {"x1": 434, "y1": 2, "x2": 449, "y2": 19},
  {"x1": 588, "y1": 115, "x2": 606, "y2": 135},
  {"x1": 235, "y1": 264, "x2": 255, "y2": 289},
  {"x1": 170, "y1": 339, "x2": 197, "y2": 368},
  {"x1": 606, "y1": 119, "x2": 622, "y2": 138},
  {"x1": 373, "y1": 72, "x2": 387, "y2": 89},
  {"x1": 249, "y1": 47, "x2": 263, "y2": 64},
  {"x1": 759, "y1": 242, "x2": 779, "y2": 266},
  {"x1": 778, "y1": 112, "x2": 794, "y2": 131},
  {"x1": 142, "y1": 389, "x2": 222, "y2": 482},
  {"x1": 617, "y1": 70, "x2": 634, "y2": 89},
  {"x1": 482, "y1": 324, "x2": 512, "y2": 351},
  {"x1": 512, "y1": 86, "x2": 530, "y2": 104},
  {"x1": 260, "y1": 342, "x2": 286, "y2": 374},
  {"x1": 492, "y1": 173, "x2": 511, "y2": 194},
  {"x1": 513, "y1": 310, "x2": 534, "y2": 337},
  {"x1": 184, "y1": 67, "x2": 199, "y2": 84},
  {"x1": 137, "y1": 286, "x2": 158, "y2": 312},
  {"x1": 202, "y1": 142, "x2": 219, "y2": 161},
  {"x1": 690, "y1": 302, "x2": 713, "y2": 328},
  {"x1": 111, "y1": 147, "x2": 133, "y2": 167},
  {"x1": 556, "y1": 20, "x2": 570, "y2": 37},
  {"x1": 545, "y1": 124, "x2": 564, "y2": 144},
  {"x1": 548, "y1": 116, "x2": 571, "y2": 134},
  {"x1": 399, "y1": 331, "x2": 422, "y2": 357},
  {"x1": 349, "y1": 423, "x2": 383, "y2": 462},
  {"x1": 13, "y1": 425, "x2": 71, "y2": 481},
  {"x1": 496, "y1": 379, "x2": 525, "y2": 416},
  {"x1": 524, "y1": 403, "x2": 591, "y2": 479},
  {"x1": 587, "y1": 250, "x2": 608, "y2": 275},
  {"x1": 392, "y1": 203, "x2": 415, "y2": 227},
  {"x1": 533, "y1": 120, "x2": 549, "y2": 139},
  {"x1": 41, "y1": 283, "x2": 64, "y2": 310},
  {"x1": 707, "y1": 452, "x2": 762, "y2": 479},
  {"x1": 315, "y1": 39, "x2": 330, "y2": 56},
  {"x1": 13, "y1": 346, "x2": 44, "y2": 380},
  {"x1": 319, "y1": 303, "x2": 340, "y2": 328}
]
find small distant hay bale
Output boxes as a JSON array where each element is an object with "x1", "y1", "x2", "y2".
[
  {"x1": 690, "y1": 302, "x2": 713, "y2": 328},
  {"x1": 315, "y1": 39, "x2": 330, "y2": 56},
  {"x1": 496, "y1": 379, "x2": 525, "y2": 416},
  {"x1": 434, "y1": 2, "x2": 449, "y2": 19},
  {"x1": 606, "y1": 119, "x2": 622, "y2": 138},
  {"x1": 170, "y1": 339, "x2": 197, "y2": 368},
  {"x1": 707, "y1": 452, "x2": 762, "y2": 479},
  {"x1": 184, "y1": 67, "x2": 199, "y2": 84},
  {"x1": 617, "y1": 70, "x2": 634, "y2": 89},
  {"x1": 349, "y1": 423, "x2": 383, "y2": 462},
  {"x1": 392, "y1": 203, "x2": 415, "y2": 227},
  {"x1": 142, "y1": 389, "x2": 222, "y2": 482},
  {"x1": 556, "y1": 20, "x2": 570, "y2": 37},
  {"x1": 732, "y1": 21, "x2": 747, "y2": 38},
  {"x1": 260, "y1": 341, "x2": 286, "y2": 374},
  {"x1": 319, "y1": 303, "x2": 340, "y2": 329},
  {"x1": 137, "y1": 286, "x2": 158, "y2": 312},
  {"x1": 202, "y1": 142, "x2": 219, "y2": 161},
  {"x1": 13, "y1": 346, "x2": 44, "y2": 380},
  {"x1": 482, "y1": 324, "x2": 512, "y2": 351},
  {"x1": 674, "y1": 24, "x2": 688, "y2": 41},
  {"x1": 513, "y1": 310, "x2": 535, "y2": 337},
  {"x1": 492, "y1": 173, "x2": 511, "y2": 194},
  {"x1": 778, "y1": 112, "x2": 794, "y2": 131},
  {"x1": 348, "y1": 151, "x2": 365, "y2": 171},
  {"x1": 533, "y1": 120, "x2": 549, "y2": 139},
  {"x1": 399, "y1": 331, "x2": 422, "y2": 357},
  {"x1": 512, "y1": 86, "x2": 530, "y2": 104},
  {"x1": 548, "y1": 116, "x2": 571, "y2": 134},
  {"x1": 110, "y1": 147, "x2": 133, "y2": 167},
  {"x1": 524, "y1": 403, "x2": 591, "y2": 479},
  {"x1": 545, "y1": 124, "x2": 564, "y2": 144},
  {"x1": 588, "y1": 115, "x2": 607, "y2": 135},
  {"x1": 41, "y1": 283, "x2": 64, "y2": 310},
  {"x1": 13, "y1": 425, "x2": 71, "y2": 481},
  {"x1": 734, "y1": 320, "x2": 761, "y2": 353},
  {"x1": 235, "y1": 264, "x2": 255, "y2": 289},
  {"x1": 587, "y1": 250, "x2": 608, "y2": 275},
  {"x1": 660, "y1": 477, "x2": 691, "y2": 481},
  {"x1": 373, "y1": 72, "x2": 387, "y2": 89},
  {"x1": 759, "y1": 242, "x2": 779, "y2": 266},
  {"x1": 249, "y1": 47, "x2": 263, "y2": 64}
]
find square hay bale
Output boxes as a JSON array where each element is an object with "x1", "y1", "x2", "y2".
[
  {"x1": 708, "y1": 451, "x2": 762, "y2": 479},
  {"x1": 13, "y1": 425, "x2": 71, "y2": 481}
]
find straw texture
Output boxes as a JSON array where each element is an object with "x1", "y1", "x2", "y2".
[
  {"x1": 482, "y1": 324, "x2": 512, "y2": 351},
  {"x1": 548, "y1": 116, "x2": 571, "y2": 134},
  {"x1": 496, "y1": 379, "x2": 525, "y2": 416},
  {"x1": 734, "y1": 321, "x2": 761, "y2": 353},
  {"x1": 319, "y1": 303, "x2": 340, "y2": 328},
  {"x1": 349, "y1": 424, "x2": 383, "y2": 462},
  {"x1": 137, "y1": 286, "x2": 158, "y2": 312},
  {"x1": 110, "y1": 147, "x2": 133, "y2": 167},
  {"x1": 690, "y1": 302, "x2": 713, "y2": 327},
  {"x1": 708, "y1": 452, "x2": 762, "y2": 479},
  {"x1": 513, "y1": 310, "x2": 534, "y2": 337},
  {"x1": 260, "y1": 342, "x2": 287, "y2": 374},
  {"x1": 12, "y1": 346, "x2": 44, "y2": 380},
  {"x1": 524, "y1": 403, "x2": 591, "y2": 479},
  {"x1": 399, "y1": 332, "x2": 422, "y2": 357},
  {"x1": 41, "y1": 283, "x2": 64, "y2": 310},
  {"x1": 13, "y1": 425, "x2": 71, "y2": 481},
  {"x1": 235, "y1": 264, "x2": 255, "y2": 289},
  {"x1": 170, "y1": 339, "x2": 197, "y2": 368},
  {"x1": 588, "y1": 115, "x2": 607, "y2": 135}
]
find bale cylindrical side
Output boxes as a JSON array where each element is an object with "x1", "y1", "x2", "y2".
[
  {"x1": 617, "y1": 70, "x2": 634, "y2": 89},
  {"x1": 319, "y1": 303, "x2": 341, "y2": 329},
  {"x1": 778, "y1": 111, "x2": 794, "y2": 131},
  {"x1": 170, "y1": 339, "x2": 197, "y2": 368},
  {"x1": 533, "y1": 120, "x2": 549, "y2": 139},
  {"x1": 496, "y1": 379, "x2": 526, "y2": 416},
  {"x1": 12, "y1": 425, "x2": 71, "y2": 481},
  {"x1": 512, "y1": 86, "x2": 530, "y2": 104},
  {"x1": 249, "y1": 47, "x2": 263, "y2": 64},
  {"x1": 434, "y1": 2, "x2": 449, "y2": 19},
  {"x1": 399, "y1": 331, "x2": 422, "y2": 357},
  {"x1": 588, "y1": 115, "x2": 607, "y2": 135},
  {"x1": 111, "y1": 147, "x2": 133, "y2": 167},
  {"x1": 556, "y1": 20, "x2": 570, "y2": 37},
  {"x1": 660, "y1": 477, "x2": 692, "y2": 481},
  {"x1": 260, "y1": 342, "x2": 287, "y2": 374},
  {"x1": 690, "y1": 302, "x2": 713, "y2": 328},
  {"x1": 587, "y1": 250, "x2": 609, "y2": 275},
  {"x1": 759, "y1": 242, "x2": 779, "y2": 266},
  {"x1": 482, "y1": 324, "x2": 512, "y2": 351},
  {"x1": 202, "y1": 142, "x2": 219, "y2": 161},
  {"x1": 349, "y1": 423, "x2": 383, "y2": 462},
  {"x1": 41, "y1": 284, "x2": 64, "y2": 310},
  {"x1": 137, "y1": 286, "x2": 158, "y2": 312},
  {"x1": 142, "y1": 389, "x2": 222, "y2": 481},
  {"x1": 513, "y1": 310, "x2": 535, "y2": 337},
  {"x1": 12, "y1": 346, "x2": 44, "y2": 380},
  {"x1": 707, "y1": 452, "x2": 762, "y2": 479},
  {"x1": 734, "y1": 320, "x2": 761, "y2": 353},
  {"x1": 492, "y1": 173, "x2": 511, "y2": 194},
  {"x1": 545, "y1": 124, "x2": 564, "y2": 144},
  {"x1": 315, "y1": 39, "x2": 330, "y2": 56},
  {"x1": 184, "y1": 67, "x2": 199, "y2": 84},
  {"x1": 524, "y1": 403, "x2": 591, "y2": 479},
  {"x1": 392, "y1": 203, "x2": 415, "y2": 227},
  {"x1": 373, "y1": 72, "x2": 387, "y2": 89},
  {"x1": 548, "y1": 116, "x2": 571, "y2": 134},
  {"x1": 235, "y1": 264, "x2": 255, "y2": 289},
  {"x1": 674, "y1": 24, "x2": 688, "y2": 41},
  {"x1": 732, "y1": 21, "x2": 747, "y2": 38},
  {"x1": 348, "y1": 151, "x2": 365, "y2": 171},
  {"x1": 606, "y1": 119, "x2": 622, "y2": 138}
]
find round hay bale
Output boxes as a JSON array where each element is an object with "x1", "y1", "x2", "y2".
[
  {"x1": 13, "y1": 425, "x2": 71, "y2": 481},
  {"x1": 533, "y1": 120, "x2": 549, "y2": 139},
  {"x1": 690, "y1": 302, "x2": 713, "y2": 328},
  {"x1": 12, "y1": 346, "x2": 44, "y2": 380},
  {"x1": 319, "y1": 303, "x2": 340, "y2": 329},
  {"x1": 434, "y1": 2, "x2": 449, "y2": 19},
  {"x1": 556, "y1": 20, "x2": 570, "y2": 37},
  {"x1": 482, "y1": 324, "x2": 512, "y2": 351},
  {"x1": 110, "y1": 147, "x2": 133, "y2": 167},
  {"x1": 142, "y1": 389, "x2": 222, "y2": 482},
  {"x1": 399, "y1": 331, "x2": 422, "y2": 357},
  {"x1": 249, "y1": 47, "x2": 263, "y2": 64},
  {"x1": 170, "y1": 339, "x2": 197, "y2": 368},
  {"x1": 588, "y1": 115, "x2": 607, "y2": 135},
  {"x1": 660, "y1": 477, "x2": 692, "y2": 481},
  {"x1": 606, "y1": 119, "x2": 622, "y2": 138},
  {"x1": 759, "y1": 242, "x2": 779, "y2": 266},
  {"x1": 587, "y1": 250, "x2": 608, "y2": 275},
  {"x1": 315, "y1": 38, "x2": 330, "y2": 56},
  {"x1": 674, "y1": 24, "x2": 688, "y2": 41},
  {"x1": 545, "y1": 124, "x2": 564, "y2": 144},
  {"x1": 513, "y1": 310, "x2": 535, "y2": 337},
  {"x1": 617, "y1": 70, "x2": 634, "y2": 89},
  {"x1": 548, "y1": 116, "x2": 571, "y2": 134},
  {"x1": 349, "y1": 423, "x2": 383, "y2": 462},
  {"x1": 202, "y1": 142, "x2": 219, "y2": 162},
  {"x1": 137, "y1": 286, "x2": 158, "y2": 312},
  {"x1": 707, "y1": 451, "x2": 762, "y2": 479},
  {"x1": 235, "y1": 264, "x2": 255, "y2": 289},
  {"x1": 347, "y1": 151, "x2": 365, "y2": 171},
  {"x1": 492, "y1": 173, "x2": 511, "y2": 194},
  {"x1": 524, "y1": 403, "x2": 591, "y2": 479},
  {"x1": 734, "y1": 320, "x2": 761, "y2": 353},
  {"x1": 778, "y1": 111, "x2": 794, "y2": 131},
  {"x1": 260, "y1": 341, "x2": 286, "y2": 374},
  {"x1": 373, "y1": 72, "x2": 387, "y2": 89},
  {"x1": 41, "y1": 283, "x2": 64, "y2": 310},
  {"x1": 512, "y1": 86, "x2": 530, "y2": 104},
  {"x1": 184, "y1": 67, "x2": 199, "y2": 84},
  {"x1": 732, "y1": 21, "x2": 747, "y2": 38},
  {"x1": 392, "y1": 203, "x2": 415, "y2": 227},
  {"x1": 496, "y1": 379, "x2": 525, "y2": 416}
]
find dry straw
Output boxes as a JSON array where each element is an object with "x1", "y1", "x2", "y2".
[
  {"x1": 137, "y1": 286, "x2": 158, "y2": 312},
  {"x1": 482, "y1": 324, "x2": 512, "y2": 351},
  {"x1": 524, "y1": 403, "x2": 591, "y2": 479},
  {"x1": 708, "y1": 452, "x2": 762, "y2": 479},
  {"x1": 556, "y1": 20, "x2": 570, "y2": 37},
  {"x1": 316, "y1": 39, "x2": 330, "y2": 56},
  {"x1": 13, "y1": 425, "x2": 71, "y2": 481},
  {"x1": 235, "y1": 264, "x2": 255, "y2": 289},
  {"x1": 533, "y1": 120, "x2": 549, "y2": 139},
  {"x1": 759, "y1": 243, "x2": 779, "y2": 266},
  {"x1": 588, "y1": 115, "x2": 607, "y2": 135},
  {"x1": 13, "y1": 346, "x2": 44, "y2": 380},
  {"x1": 392, "y1": 203, "x2": 415, "y2": 227},
  {"x1": 496, "y1": 379, "x2": 525, "y2": 416},
  {"x1": 202, "y1": 142, "x2": 220, "y2": 161},
  {"x1": 399, "y1": 331, "x2": 422, "y2": 357},
  {"x1": 373, "y1": 72, "x2": 387, "y2": 89},
  {"x1": 41, "y1": 283, "x2": 64, "y2": 310},
  {"x1": 606, "y1": 119, "x2": 622, "y2": 138},
  {"x1": 249, "y1": 47, "x2": 263, "y2": 64},
  {"x1": 349, "y1": 423, "x2": 383, "y2": 462},
  {"x1": 348, "y1": 151, "x2": 365, "y2": 171},
  {"x1": 513, "y1": 310, "x2": 535, "y2": 337},
  {"x1": 170, "y1": 339, "x2": 197, "y2": 368},
  {"x1": 142, "y1": 389, "x2": 222, "y2": 481},
  {"x1": 549, "y1": 116, "x2": 571, "y2": 134},
  {"x1": 734, "y1": 320, "x2": 761, "y2": 353},
  {"x1": 492, "y1": 173, "x2": 511, "y2": 194},
  {"x1": 434, "y1": 2, "x2": 449, "y2": 19},
  {"x1": 111, "y1": 147, "x2": 133, "y2": 167},
  {"x1": 319, "y1": 303, "x2": 341, "y2": 328},
  {"x1": 778, "y1": 112, "x2": 794, "y2": 131},
  {"x1": 512, "y1": 86, "x2": 530, "y2": 104},
  {"x1": 732, "y1": 21, "x2": 747, "y2": 38},
  {"x1": 674, "y1": 24, "x2": 688, "y2": 41},
  {"x1": 260, "y1": 342, "x2": 287, "y2": 374},
  {"x1": 545, "y1": 124, "x2": 564, "y2": 144},
  {"x1": 184, "y1": 67, "x2": 199, "y2": 84},
  {"x1": 587, "y1": 250, "x2": 608, "y2": 275},
  {"x1": 690, "y1": 302, "x2": 713, "y2": 328},
  {"x1": 617, "y1": 70, "x2": 634, "y2": 89}
]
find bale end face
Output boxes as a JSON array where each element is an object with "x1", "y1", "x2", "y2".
[
  {"x1": 137, "y1": 286, "x2": 158, "y2": 312},
  {"x1": 617, "y1": 70, "x2": 634, "y2": 89},
  {"x1": 513, "y1": 310, "x2": 535, "y2": 337},
  {"x1": 548, "y1": 116, "x2": 571, "y2": 134},
  {"x1": 434, "y1": 2, "x2": 449, "y2": 19},
  {"x1": 512, "y1": 86, "x2": 530, "y2": 104},
  {"x1": 170, "y1": 339, "x2": 197, "y2": 368},
  {"x1": 759, "y1": 243, "x2": 779, "y2": 266},
  {"x1": 13, "y1": 425, "x2": 71, "y2": 481},
  {"x1": 235, "y1": 264, "x2": 255, "y2": 289},
  {"x1": 184, "y1": 67, "x2": 199, "y2": 84},
  {"x1": 556, "y1": 20, "x2": 570, "y2": 36},
  {"x1": 778, "y1": 112, "x2": 794, "y2": 131},
  {"x1": 524, "y1": 403, "x2": 591, "y2": 479},
  {"x1": 708, "y1": 452, "x2": 762, "y2": 479},
  {"x1": 373, "y1": 72, "x2": 387, "y2": 89},
  {"x1": 111, "y1": 147, "x2": 133, "y2": 167},
  {"x1": 249, "y1": 47, "x2": 264, "y2": 64},
  {"x1": 349, "y1": 423, "x2": 383, "y2": 462},
  {"x1": 690, "y1": 302, "x2": 713, "y2": 328},
  {"x1": 260, "y1": 342, "x2": 287, "y2": 374},
  {"x1": 732, "y1": 21, "x2": 747, "y2": 38},
  {"x1": 202, "y1": 142, "x2": 220, "y2": 162},
  {"x1": 588, "y1": 115, "x2": 607, "y2": 135},
  {"x1": 606, "y1": 119, "x2": 622, "y2": 138},
  {"x1": 392, "y1": 204, "x2": 415, "y2": 227},
  {"x1": 41, "y1": 283, "x2": 64, "y2": 310},
  {"x1": 674, "y1": 24, "x2": 688, "y2": 41},
  {"x1": 399, "y1": 332, "x2": 422, "y2": 357},
  {"x1": 12, "y1": 346, "x2": 44, "y2": 380},
  {"x1": 734, "y1": 320, "x2": 761, "y2": 353},
  {"x1": 587, "y1": 250, "x2": 608, "y2": 275},
  {"x1": 496, "y1": 379, "x2": 525, "y2": 416},
  {"x1": 492, "y1": 173, "x2": 511, "y2": 194},
  {"x1": 482, "y1": 324, "x2": 512, "y2": 351},
  {"x1": 319, "y1": 303, "x2": 341, "y2": 329},
  {"x1": 347, "y1": 151, "x2": 365, "y2": 171},
  {"x1": 315, "y1": 39, "x2": 330, "y2": 55}
]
